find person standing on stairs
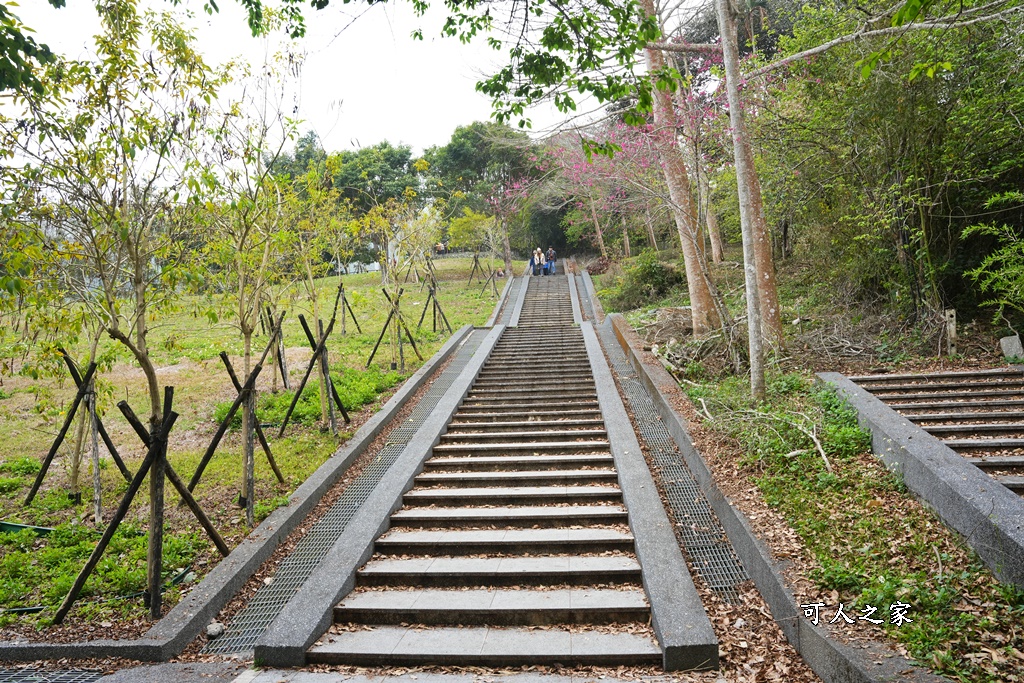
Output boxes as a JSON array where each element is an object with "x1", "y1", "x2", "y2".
[{"x1": 546, "y1": 247, "x2": 556, "y2": 275}]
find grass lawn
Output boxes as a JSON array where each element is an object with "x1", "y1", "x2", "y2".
[{"x1": 0, "y1": 257, "x2": 516, "y2": 629}]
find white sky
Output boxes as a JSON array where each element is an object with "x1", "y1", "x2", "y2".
[{"x1": 15, "y1": 0, "x2": 574, "y2": 155}]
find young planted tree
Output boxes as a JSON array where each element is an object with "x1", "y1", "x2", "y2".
[{"x1": 0, "y1": 0, "x2": 226, "y2": 617}]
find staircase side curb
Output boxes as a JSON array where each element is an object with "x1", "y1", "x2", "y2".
[
  {"x1": 253, "y1": 326, "x2": 504, "y2": 667},
  {"x1": 508, "y1": 276, "x2": 530, "y2": 327},
  {"x1": 484, "y1": 277, "x2": 514, "y2": 328},
  {"x1": 605, "y1": 313, "x2": 947, "y2": 683},
  {"x1": 818, "y1": 372, "x2": 1024, "y2": 588},
  {"x1": 581, "y1": 321, "x2": 719, "y2": 673}
]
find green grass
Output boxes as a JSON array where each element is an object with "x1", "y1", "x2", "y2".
[
  {"x1": 686, "y1": 372, "x2": 1024, "y2": 682},
  {"x1": 0, "y1": 258, "x2": 508, "y2": 626},
  {"x1": 0, "y1": 523, "x2": 201, "y2": 627}
]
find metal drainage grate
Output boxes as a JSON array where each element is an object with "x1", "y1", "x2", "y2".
[
  {"x1": 594, "y1": 317, "x2": 749, "y2": 603},
  {"x1": 0, "y1": 671, "x2": 103, "y2": 683},
  {"x1": 204, "y1": 329, "x2": 487, "y2": 654}
]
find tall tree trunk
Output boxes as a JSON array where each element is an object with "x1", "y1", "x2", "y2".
[
  {"x1": 674, "y1": 91, "x2": 724, "y2": 264},
  {"x1": 640, "y1": 0, "x2": 720, "y2": 334},
  {"x1": 715, "y1": 0, "x2": 765, "y2": 400},
  {"x1": 500, "y1": 217, "x2": 512, "y2": 276},
  {"x1": 588, "y1": 197, "x2": 608, "y2": 258},
  {"x1": 622, "y1": 219, "x2": 631, "y2": 258},
  {"x1": 644, "y1": 206, "x2": 659, "y2": 250},
  {"x1": 715, "y1": 0, "x2": 782, "y2": 348},
  {"x1": 701, "y1": 177, "x2": 725, "y2": 263}
]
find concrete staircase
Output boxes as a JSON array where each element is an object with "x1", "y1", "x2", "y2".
[{"x1": 307, "y1": 277, "x2": 662, "y2": 666}]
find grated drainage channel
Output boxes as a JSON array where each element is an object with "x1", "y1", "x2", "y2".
[
  {"x1": 204, "y1": 329, "x2": 488, "y2": 654},
  {"x1": 0, "y1": 671, "x2": 102, "y2": 683},
  {"x1": 583, "y1": 284, "x2": 747, "y2": 603}
]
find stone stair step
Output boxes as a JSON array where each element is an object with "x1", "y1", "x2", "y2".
[
  {"x1": 966, "y1": 455, "x2": 1024, "y2": 468},
  {"x1": 462, "y1": 394, "x2": 598, "y2": 405},
  {"x1": 356, "y1": 555, "x2": 643, "y2": 587},
  {"x1": 451, "y1": 409, "x2": 602, "y2": 420},
  {"x1": 390, "y1": 504, "x2": 628, "y2": 528},
  {"x1": 439, "y1": 429, "x2": 608, "y2": 443},
  {"x1": 424, "y1": 453, "x2": 615, "y2": 471},
  {"x1": 995, "y1": 475, "x2": 1024, "y2": 492},
  {"x1": 307, "y1": 626, "x2": 661, "y2": 666},
  {"x1": 433, "y1": 440, "x2": 611, "y2": 455},
  {"x1": 403, "y1": 485, "x2": 622, "y2": 506},
  {"x1": 373, "y1": 527, "x2": 635, "y2": 555},
  {"x1": 445, "y1": 419, "x2": 606, "y2": 433},
  {"x1": 415, "y1": 469, "x2": 618, "y2": 488},
  {"x1": 944, "y1": 438, "x2": 1024, "y2": 450},
  {"x1": 923, "y1": 423, "x2": 1024, "y2": 435},
  {"x1": 333, "y1": 588, "x2": 649, "y2": 626}
]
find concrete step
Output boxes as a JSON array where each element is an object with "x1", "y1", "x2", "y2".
[
  {"x1": 433, "y1": 441, "x2": 611, "y2": 456},
  {"x1": 444, "y1": 419, "x2": 606, "y2": 433},
  {"x1": 333, "y1": 588, "x2": 650, "y2": 626},
  {"x1": 307, "y1": 625, "x2": 661, "y2": 666},
  {"x1": 879, "y1": 388, "x2": 1024, "y2": 401},
  {"x1": 439, "y1": 429, "x2": 608, "y2": 443},
  {"x1": 373, "y1": 527, "x2": 635, "y2": 555},
  {"x1": 461, "y1": 394, "x2": 598, "y2": 405},
  {"x1": 996, "y1": 476, "x2": 1024, "y2": 492},
  {"x1": 944, "y1": 438, "x2": 1024, "y2": 451},
  {"x1": 965, "y1": 455, "x2": 1024, "y2": 469},
  {"x1": 424, "y1": 453, "x2": 615, "y2": 471},
  {"x1": 403, "y1": 485, "x2": 623, "y2": 506},
  {"x1": 451, "y1": 409, "x2": 602, "y2": 421},
  {"x1": 356, "y1": 555, "x2": 643, "y2": 587},
  {"x1": 923, "y1": 423, "x2": 1024, "y2": 436},
  {"x1": 894, "y1": 399, "x2": 1024, "y2": 412},
  {"x1": 389, "y1": 504, "x2": 629, "y2": 528},
  {"x1": 414, "y1": 469, "x2": 619, "y2": 488},
  {"x1": 862, "y1": 378, "x2": 1024, "y2": 392},
  {"x1": 466, "y1": 387, "x2": 596, "y2": 398},
  {"x1": 910, "y1": 411, "x2": 1024, "y2": 422}
]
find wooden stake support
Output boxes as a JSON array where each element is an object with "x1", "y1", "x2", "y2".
[
  {"x1": 219, "y1": 352, "x2": 285, "y2": 484},
  {"x1": 53, "y1": 386, "x2": 229, "y2": 624},
  {"x1": 298, "y1": 314, "x2": 351, "y2": 424},
  {"x1": 278, "y1": 281, "x2": 346, "y2": 436},
  {"x1": 338, "y1": 285, "x2": 362, "y2": 335},
  {"x1": 24, "y1": 362, "x2": 98, "y2": 506},
  {"x1": 367, "y1": 288, "x2": 423, "y2": 367},
  {"x1": 416, "y1": 287, "x2": 454, "y2": 335},
  {"x1": 468, "y1": 253, "x2": 483, "y2": 284},
  {"x1": 58, "y1": 348, "x2": 132, "y2": 481},
  {"x1": 189, "y1": 312, "x2": 285, "y2": 492}
]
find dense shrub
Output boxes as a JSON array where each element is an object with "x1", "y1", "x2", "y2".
[{"x1": 605, "y1": 251, "x2": 682, "y2": 311}]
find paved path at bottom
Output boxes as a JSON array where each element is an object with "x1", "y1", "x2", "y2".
[{"x1": 99, "y1": 663, "x2": 716, "y2": 683}]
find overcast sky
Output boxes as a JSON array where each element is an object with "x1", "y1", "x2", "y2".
[{"x1": 16, "y1": 0, "x2": 573, "y2": 155}]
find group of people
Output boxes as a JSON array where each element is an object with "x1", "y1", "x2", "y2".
[{"x1": 530, "y1": 247, "x2": 557, "y2": 276}]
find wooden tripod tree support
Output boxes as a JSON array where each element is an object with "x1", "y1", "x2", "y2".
[
  {"x1": 278, "y1": 280, "x2": 346, "y2": 437},
  {"x1": 24, "y1": 362, "x2": 99, "y2": 506},
  {"x1": 188, "y1": 312, "x2": 286, "y2": 494},
  {"x1": 218, "y1": 352, "x2": 286, "y2": 485},
  {"x1": 58, "y1": 348, "x2": 133, "y2": 482},
  {"x1": 338, "y1": 284, "x2": 362, "y2": 335},
  {"x1": 52, "y1": 387, "x2": 229, "y2": 624},
  {"x1": 297, "y1": 314, "x2": 352, "y2": 425},
  {"x1": 416, "y1": 287, "x2": 454, "y2": 335},
  {"x1": 419, "y1": 257, "x2": 440, "y2": 293},
  {"x1": 467, "y1": 253, "x2": 483, "y2": 284},
  {"x1": 264, "y1": 306, "x2": 290, "y2": 390},
  {"x1": 367, "y1": 288, "x2": 424, "y2": 368},
  {"x1": 480, "y1": 267, "x2": 500, "y2": 297}
]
